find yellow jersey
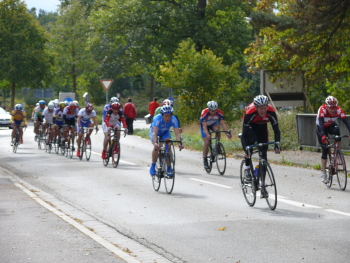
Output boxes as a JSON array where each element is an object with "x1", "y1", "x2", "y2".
[{"x1": 11, "y1": 110, "x2": 27, "y2": 125}]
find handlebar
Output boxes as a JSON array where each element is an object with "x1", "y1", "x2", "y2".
[
  {"x1": 245, "y1": 141, "x2": 280, "y2": 152},
  {"x1": 159, "y1": 139, "x2": 183, "y2": 151},
  {"x1": 327, "y1": 135, "x2": 349, "y2": 140}
]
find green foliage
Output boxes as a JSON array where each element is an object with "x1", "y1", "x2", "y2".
[{"x1": 158, "y1": 39, "x2": 250, "y2": 124}]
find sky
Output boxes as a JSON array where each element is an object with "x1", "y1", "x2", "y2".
[{"x1": 24, "y1": 0, "x2": 61, "y2": 13}]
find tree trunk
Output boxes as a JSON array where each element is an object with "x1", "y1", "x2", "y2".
[
  {"x1": 72, "y1": 46, "x2": 77, "y2": 94},
  {"x1": 150, "y1": 75, "x2": 155, "y2": 101},
  {"x1": 11, "y1": 82, "x2": 16, "y2": 109}
]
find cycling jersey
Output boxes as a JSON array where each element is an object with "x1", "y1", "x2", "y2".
[
  {"x1": 316, "y1": 104, "x2": 348, "y2": 128},
  {"x1": 78, "y1": 108, "x2": 96, "y2": 124},
  {"x1": 103, "y1": 103, "x2": 123, "y2": 122},
  {"x1": 63, "y1": 106, "x2": 79, "y2": 120},
  {"x1": 11, "y1": 110, "x2": 27, "y2": 125},
  {"x1": 103, "y1": 109, "x2": 126, "y2": 133},
  {"x1": 200, "y1": 108, "x2": 225, "y2": 126},
  {"x1": 42, "y1": 108, "x2": 54, "y2": 124},
  {"x1": 34, "y1": 106, "x2": 46, "y2": 121},
  {"x1": 149, "y1": 114, "x2": 179, "y2": 142}
]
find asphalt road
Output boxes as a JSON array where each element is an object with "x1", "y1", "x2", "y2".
[{"x1": 1, "y1": 122, "x2": 350, "y2": 263}]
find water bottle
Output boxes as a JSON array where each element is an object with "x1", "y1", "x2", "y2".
[{"x1": 254, "y1": 165, "x2": 259, "y2": 177}]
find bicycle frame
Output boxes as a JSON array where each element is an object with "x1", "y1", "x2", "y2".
[{"x1": 205, "y1": 130, "x2": 230, "y2": 175}]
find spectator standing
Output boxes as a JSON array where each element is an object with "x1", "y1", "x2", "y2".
[
  {"x1": 124, "y1": 98, "x2": 137, "y2": 135},
  {"x1": 148, "y1": 97, "x2": 159, "y2": 123}
]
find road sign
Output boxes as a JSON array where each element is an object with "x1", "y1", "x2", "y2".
[{"x1": 100, "y1": 80, "x2": 113, "y2": 91}]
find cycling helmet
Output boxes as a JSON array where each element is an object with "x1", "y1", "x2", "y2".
[
  {"x1": 168, "y1": 97, "x2": 174, "y2": 106},
  {"x1": 52, "y1": 100, "x2": 59, "y2": 107},
  {"x1": 36, "y1": 103, "x2": 39, "y2": 107},
  {"x1": 85, "y1": 103, "x2": 93, "y2": 112},
  {"x1": 111, "y1": 102, "x2": 121, "y2": 110},
  {"x1": 73, "y1": 100, "x2": 79, "y2": 107},
  {"x1": 39, "y1": 100, "x2": 46, "y2": 105},
  {"x1": 325, "y1": 96, "x2": 338, "y2": 108},
  {"x1": 253, "y1": 95, "x2": 269, "y2": 107},
  {"x1": 59, "y1": 102, "x2": 66, "y2": 108},
  {"x1": 207, "y1": 101, "x2": 218, "y2": 111},
  {"x1": 69, "y1": 101, "x2": 77, "y2": 109},
  {"x1": 64, "y1": 100, "x2": 69, "y2": 106},
  {"x1": 110, "y1": 97, "x2": 119, "y2": 103},
  {"x1": 15, "y1": 104, "x2": 23, "y2": 111},
  {"x1": 162, "y1": 99, "x2": 171, "y2": 106},
  {"x1": 48, "y1": 102, "x2": 55, "y2": 110},
  {"x1": 160, "y1": 105, "x2": 174, "y2": 114}
]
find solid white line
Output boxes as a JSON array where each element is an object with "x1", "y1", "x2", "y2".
[
  {"x1": 189, "y1": 178, "x2": 233, "y2": 188},
  {"x1": 13, "y1": 181, "x2": 141, "y2": 263},
  {"x1": 326, "y1": 209, "x2": 350, "y2": 217},
  {"x1": 91, "y1": 151, "x2": 137, "y2": 165}
]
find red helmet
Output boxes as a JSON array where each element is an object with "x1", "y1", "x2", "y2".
[
  {"x1": 86, "y1": 103, "x2": 93, "y2": 112},
  {"x1": 325, "y1": 96, "x2": 338, "y2": 108},
  {"x1": 69, "y1": 101, "x2": 77, "y2": 110},
  {"x1": 111, "y1": 102, "x2": 121, "y2": 110}
]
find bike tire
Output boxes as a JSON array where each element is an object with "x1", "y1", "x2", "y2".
[
  {"x1": 164, "y1": 153, "x2": 175, "y2": 194},
  {"x1": 171, "y1": 143, "x2": 176, "y2": 165},
  {"x1": 85, "y1": 137, "x2": 91, "y2": 161},
  {"x1": 54, "y1": 140, "x2": 59, "y2": 154},
  {"x1": 112, "y1": 140, "x2": 120, "y2": 168},
  {"x1": 261, "y1": 160, "x2": 277, "y2": 210},
  {"x1": 13, "y1": 132, "x2": 20, "y2": 153},
  {"x1": 336, "y1": 149, "x2": 347, "y2": 191},
  {"x1": 13, "y1": 142, "x2": 18, "y2": 153},
  {"x1": 153, "y1": 152, "x2": 163, "y2": 191},
  {"x1": 79, "y1": 139, "x2": 84, "y2": 160},
  {"x1": 65, "y1": 140, "x2": 70, "y2": 157},
  {"x1": 216, "y1": 142, "x2": 226, "y2": 175},
  {"x1": 240, "y1": 160, "x2": 256, "y2": 207},
  {"x1": 60, "y1": 141, "x2": 65, "y2": 155},
  {"x1": 69, "y1": 136, "x2": 74, "y2": 158},
  {"x1": 103, "y1": 142, "x2": 111, "y2": 166},
  {"x1": 205, "y1": 145, "x2": 213, "y2": 174},
  {"x1": 326, "y1": 166, "x2": 333, "y2": 188}
]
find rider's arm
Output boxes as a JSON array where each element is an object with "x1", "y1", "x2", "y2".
[
  {"x1": 318, "y1": 117, "x2": 326, "y2": 136},
  {"x1": 23, "y1": 111, "x2": 27, "y2": 125},
  {"x1": 152, "y1": 126, "x2": 159, "y2": 146},
  {"x1": 219, "y1": 119, "x2": 231, "y2": 138},
  {"x1": 92, "y1": 116, "x2": 98, "y2": 127},
  {"x1": 77, "y1": 115, "x2": 82, "y2": 127}
]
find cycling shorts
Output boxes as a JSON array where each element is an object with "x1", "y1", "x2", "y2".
[
  {"x1": 200, "y1": 121, "x2": 219, "y2": 138},
  {"x1": 64, "y1": 118, "x2": 76, "y2": 127},
  {"x1": 78, "y1": 121, "x2": 92, "y2": 133},
  {"x1": 14, "y1": 120, "x2": 23, "y2": 126},
  {"x1": 102, "y1": 122, "x2": 120, "y2": 134},
  {"x1": 55, "y1": 121, "x2": 64, "y2": 126},
  {"x1": 149, "y1": 130, "x2": 171, "y2": 143}
]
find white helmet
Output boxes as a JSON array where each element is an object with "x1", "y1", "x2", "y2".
[
  {"x1": 207, "y1": 101, "x2": 218, "y2": 111},
  {"x1": 253, "y1": 95, "x2": 269, "y2": 107},
  {"x1": 48, "y1": 102, "x2": 55, "y2": 110}
]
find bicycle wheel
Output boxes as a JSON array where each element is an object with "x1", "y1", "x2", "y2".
[
  {"x1": 171, "y1": 143, "x2": 176, "y2": 165},
  {"x1": 240, "y1": 160, "x2": 256, "y2": 207},
  {"x1": 164, "y1": 153, "x2": 175, "y2": 194},
  {"x1": 205, "y1": 145, "x2": 213, "y2": 173},
  {"x1": 336, "y1": 149, "x2": 347, "y2": 191},
  {"x1": 85, "y1": 137, "x2": 91, "y2": 161},
  {"x1": 326, "y1": 166, "x2": 333, "y2": 188},
  {"x1": 13, "y1": 134, "x2": 19, "y2": 153},
  {"x1": 103, "y1": 142, "x2": 111, "y2": 166},
  {"x1": 112, "y1": 140, "x2": 120, "y2": 168},
  {"x1": 152, "y1": 152, "x2": 163, "y2": 191},
  {"x1": 38, "y1": 131, "x2": 42, "y2": 149},
  {"x1": 54, "y1": 138, "x2": 59, "y2": 154},
  {"x1": 69, "y1": 136, "x2": 74, "y2": 158},
  {"x1": 60, "y1": 140, "x2": 65, "y2": 155},
  {"x1": 65, "y1": 140, "x2": 70, "y2": 157},
  {"x1": 216, "y1": 142, "x2": 226, "y2": 175},
  {"x1": 261, "y1": 160, "x2": 277, "y2": 210},
  {"x1": 79, "y1": 139, "x2": 84, "y2": 160}
]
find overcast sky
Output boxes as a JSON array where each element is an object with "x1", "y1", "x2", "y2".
[{"x1": 24, "y1": 0, "x2": 61, "y2": 13}]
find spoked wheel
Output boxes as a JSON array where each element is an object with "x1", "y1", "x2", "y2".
[
  {"x1": 164, "y1": 153, "x2": 175, "y2": 194},
  {"x1": 216, "y1": 142, "x2": 226, "y2": 175},
  {"x1": 112, "y1": 141, "x2": 120, "y2": 168},
  {"x1": 336, "y1": 149, "x2": 347, "y2": 191},
  {"x1": 13, "y1": 141, "x2": 18, "y2": 153},
  {"x1": 103, "y1": 143, "x2": 111, "y2": 166},
  {"x1": 60, "y1": 141, "x2": 65, "y2": 155},
  {"x1": 240, "y1": 160, "x2": 256, "y2": 207},
  {"x1": 54, "y1": 139, "x2": 59, "y2": 154},
  {"x1": 69, "y1": 137, "x2": 74, "y2": 158},
  {"x1": 171, "y1": 143, "x2": 176, "y2": 165},
  {"x1": 85, "y1": 137, "x2": 91, "y2": 161},
  {"x1": 65, "y1": 141, "x2": 70, "y2": 157},
  {"x1": 48, "y1": 143, "x2": 52, "y2": 153},
  {"x1": 205, "y1": 146, "x2": 213, "y2": 174},
  {"x1": 79, "y1": 140, "x2": 84, "y2": 160},
  {"x1": 152, "y1": 155, "x2": 163, "y2": 191},
  {"x1": 261, "y1": 160, "x2": 277, "y2": 210}
]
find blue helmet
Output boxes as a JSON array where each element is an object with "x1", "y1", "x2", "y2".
[
  {"x1": 39, "y1": 100, "x2": 46, "y2": 105},
  {"x1": 161, "y1": 105, "x2": 173, "y2": 115},
  {"x1": 15, "y1": 104, "x2": 23, "y2": 111}
]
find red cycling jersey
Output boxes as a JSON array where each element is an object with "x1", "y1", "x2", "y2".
[{"x1": 316, "y1": 104, "x2": 347, "y2": 128}]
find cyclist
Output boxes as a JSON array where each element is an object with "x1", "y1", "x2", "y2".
[
  {"x1": 63, "y1": 101, "x2": 79, "y2": 150},
  {"x1": 103, "y1": 97, "x2": 122, "y2": 123},
  {"x1": 316, "y1": 96, "x2": 350, "y2": 183},
  {"x1": 53, "y1": 102, "x2": 66, "y2": 144},
  {"x1": 149, "y1": 105, "x2": 184, "y2": 176},
  {"x1": 31, "y1": 103, "x2": 39, "y2": 121},
  {"x1": 240, "y1": 95, "x2": 281, "y2": 185},
  {"x1": 34, "y1": 100, "x2": 46, "y2": 140},
  {"x1": 102, "y1": 102, "x2": 128, "y2": 159},
  {"x1": 200, "y1": 101, "x2": 231, "y2": 170},
  {"x1": 155, "y1": 99, "x2": 182, "y2": 132},
  {"x1": 42, "y1": 102, "x2": 55, "y2": 144},
  {"x1": 10, "y1": 104, "x2": 27, "y2": 145},
  {"x1": 76, "y1": 103, "x2": 99, "y2": 157}
]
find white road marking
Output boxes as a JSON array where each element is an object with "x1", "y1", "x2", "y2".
[
  {"x1": 325, "y1": 209, "x2": 350, "y2": 217},
  {"x1": 189, "y1": 178, "x2": 233, "y2": 188},
  {"x1": 91, "y1": 151, "x2": 137, "y2": 165}
]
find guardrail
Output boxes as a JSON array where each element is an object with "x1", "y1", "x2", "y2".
[{"x1": 296, "y1": 114, "x2": 350, "y2": 151}]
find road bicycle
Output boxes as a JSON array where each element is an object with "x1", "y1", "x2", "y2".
[
  {"x1": 54, "y1": 125, "x2": 65, "y2": 155},
  {"x1": 152, "y1": 138, "x2": 182, "y2": 194},
  {"x1": 12, "y1": 125, "x2": 25, "y2": 153},
  {"x1": 240, "y1": 141, "x2": 280, "y2": 210},
  {"x1": 205, "y1": 130, "x2": 231, "y2": 175},
  {"x1": 103, "y1": 128, "x2": 126, "y2": 168},
  {"x1": 36, "y1": 122, "x2": 46, "y2": 150},
  {"x1": 79, "y1": 127, "x2": 98, "y2": 161},
  {"x1": 324, "y1": 135, "x2": 348, "y2": 191},
  {"x1": 64, "y1": 125, "x2": 76, "y2": 158},
  {"x1": 44, "y1": 124, "x2": 54, "y2": 153}
]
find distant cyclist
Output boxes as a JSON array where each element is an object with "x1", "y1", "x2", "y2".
[
  {"x1": 102, "y1": 97, "x2": 122, "y2": 123},
  {"x1": 149, "y1": 105, "x2": 183, "y2": 176},
  {"x1": 316, "y1": 96, "x2": 350, "y2": 183},
  {"x1": 76, "y1": 103, "x2": 99, "y2": 157},
  {"x1": 240, "y1": 95, "x2": 280, "y2": 184},
  {"x1": 200, "y1": 101, "x2": 231, "y2": 170},
  {"x1": 53, "y1": 102, "x2": 66, "y2": 144},
  {"x1": 34, "y1": 100, "x2": 46, "y2": 140},
  {"x1": 42, "y1": 102, "x2": 55, "y2": 144},
  {"x1": 63, "y1": 101, "x2": 79, "y2": 149},
  {"x1": 10, "y1": 104, "x2": 27, "y2": 145}
]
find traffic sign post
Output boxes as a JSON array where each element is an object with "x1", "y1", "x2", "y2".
[{"x1": 100, "y1": 79, "x2": 114, "y2": 104}]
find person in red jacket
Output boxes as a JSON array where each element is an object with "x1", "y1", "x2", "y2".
[
  {"x1": 124, "y1": 98, "x2": 137, "y2": 135},
  {"x1": 148, "y1": 97, "x2": 159, "y2": 122}
]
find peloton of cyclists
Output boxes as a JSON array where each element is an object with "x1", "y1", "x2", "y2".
[
  {"x1": 10, "y1": 104, "x2": 27, "y2": 145},
  {"x1": 316, "y1": 96, "x2": 350, "y2": 183},
  {"x1": 200, "y1": 101, "x2": 231, "y2": 170},
  {"x1": 62, "y1": 101, "x2": 79, "y2": 150}
]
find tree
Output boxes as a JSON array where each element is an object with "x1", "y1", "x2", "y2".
[
  {"x1": 0, "y1": 0, "x2": 53, "y2": 108},
  {"x1": 158, "y1": 39, "x2": 250, "y2": 124}
]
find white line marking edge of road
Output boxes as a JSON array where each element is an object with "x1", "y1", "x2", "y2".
[{"x1": 91, "y1": 151, "x2": 137, "y2": 165}]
